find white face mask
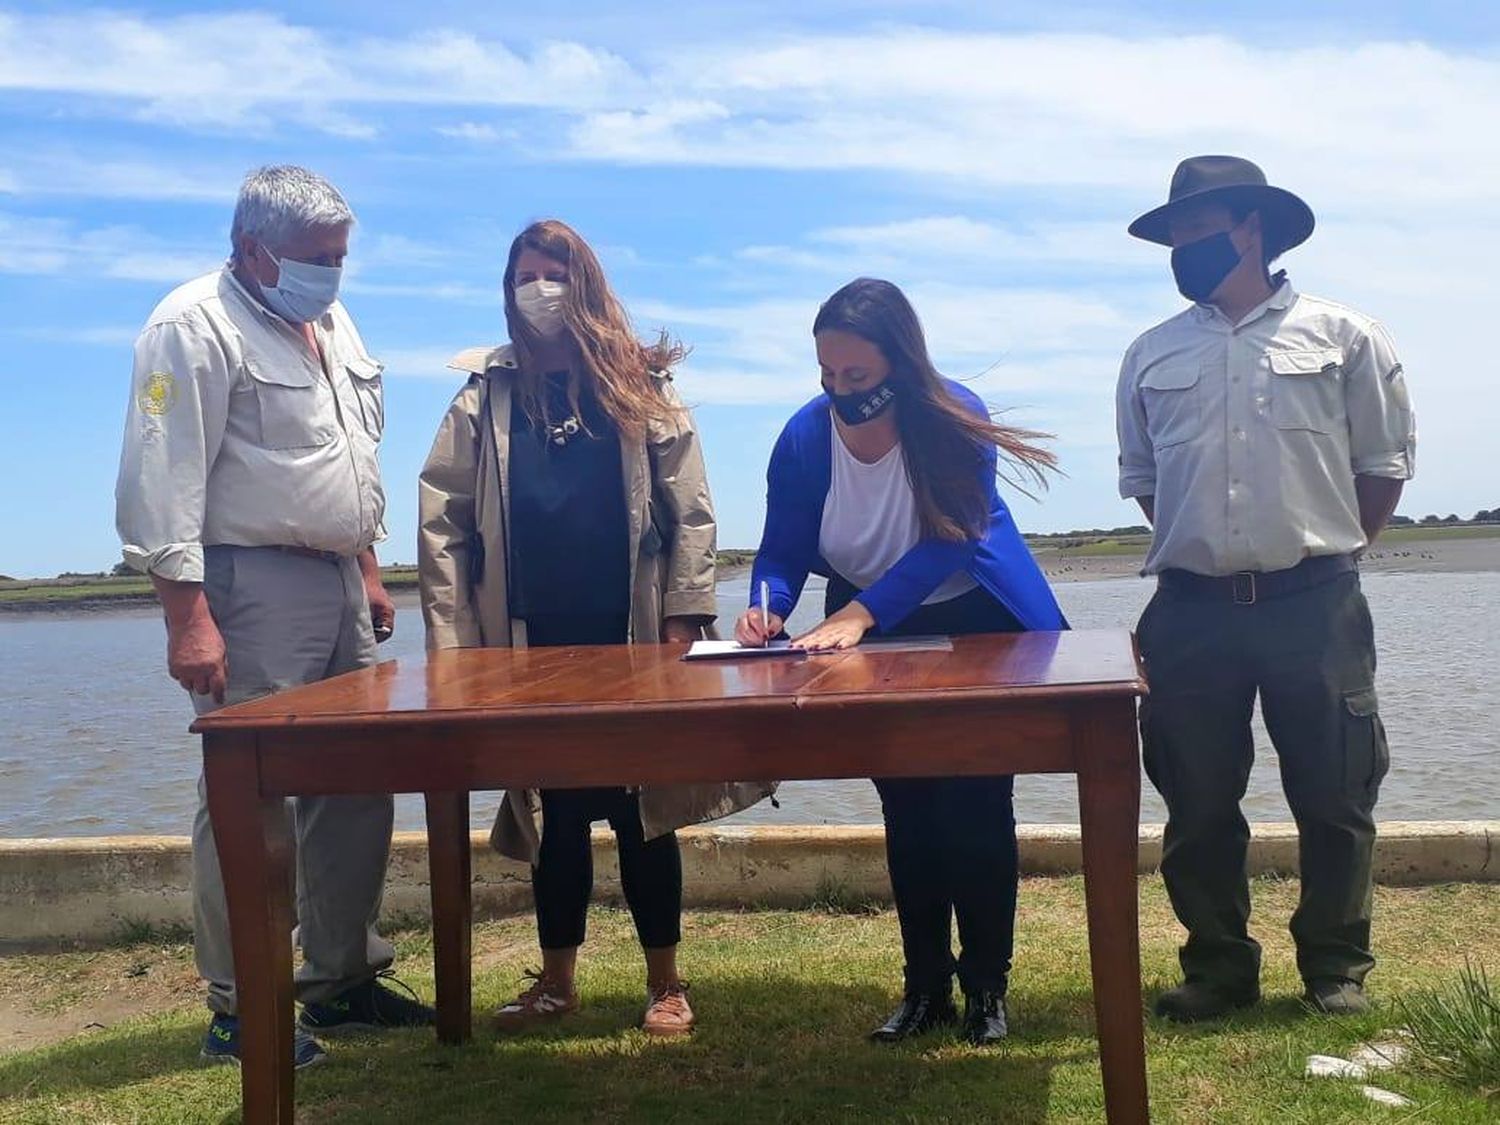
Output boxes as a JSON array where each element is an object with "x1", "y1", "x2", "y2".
[
  {"x1": 514, "y1": 279, "x2": 569, "y2": 338},
  {"x1": 259, "y1": 248, "x2": 342, "y2": 324}
]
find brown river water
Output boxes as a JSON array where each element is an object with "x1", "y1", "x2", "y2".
[{"x1": 1, "y1": 569, "x2": 1496, "y2": 837}]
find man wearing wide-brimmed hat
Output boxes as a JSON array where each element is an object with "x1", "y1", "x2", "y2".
[{"x1": 1116, "y1": 156, "x2": 1416, "y2": 1022}]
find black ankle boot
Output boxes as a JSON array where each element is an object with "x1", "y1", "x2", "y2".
[
  {"x1": 962, "y1": 990, "x2": 1009, "y2": 1046},
  {"x1": 869, "y1": 991, "x2": 958, "y2": 1042}
]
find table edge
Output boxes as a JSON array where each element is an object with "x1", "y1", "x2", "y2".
[{"x1": 190, "y1": 677, "x2": 1148, "y2": 734}]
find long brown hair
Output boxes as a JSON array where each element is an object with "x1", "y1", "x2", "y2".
[
  {"x1": 813, "y1": 278, "x2": 1056, "y2": 542},
  {"x1": 503, "y1": 219, "x2": 683, "y2": 440}
]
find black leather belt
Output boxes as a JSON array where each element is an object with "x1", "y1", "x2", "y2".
[{"x1": 1158, "y1": 554, "x2": 1357, "y2": 605}]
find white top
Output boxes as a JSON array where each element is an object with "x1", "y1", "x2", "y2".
[
  {"x1": 818, "y1": 425, "x2": 978, "y2": 605},
  {"x1": 1116, "y1": 278, "x2": 1416, "y2": 577},
  {"x1": 115, "y1": 267, "x2": 387, "y2": 583}
]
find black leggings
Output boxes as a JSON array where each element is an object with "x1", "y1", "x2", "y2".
[
  {"x1": 826, "y1": 577, "x2": 1024, "y2": 995},
  {"x1": 525, "y1": 613, "x2": 684, "y2": 952}
]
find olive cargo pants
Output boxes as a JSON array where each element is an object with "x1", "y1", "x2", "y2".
[{"x1": 1137, "y1": 571, "x2": 1389, "y2": 991}]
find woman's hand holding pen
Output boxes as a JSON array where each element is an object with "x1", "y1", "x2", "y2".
[{"x1": 733, "y1": 607, "x2": 785, "y2": 647}]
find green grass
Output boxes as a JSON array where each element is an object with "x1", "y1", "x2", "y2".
[
  {"x1": 1397, "y1": 961, "x2": 1500, "y2": 1097},
  {"x1": 0, "y1": 567, "x2": 422, "y2": 608},
  {"x1": 1, "y1": 877, "x2": 1496, "y2": 1123},
  {"x1": 1031, "y1": 537, "x2": 1155, "y2": 558}
]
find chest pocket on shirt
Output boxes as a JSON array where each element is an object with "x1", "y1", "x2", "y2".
[
  {"x1": 346, "y1": 355, "x2": 385, "y2": 440},
  {"x1": 1267, "y1": 348, "x2": 1343, "y2": 434},
  {"x1": 1139, "y1": 362, "x2": 1202, "y2": 450},
  {"x1": 243, "y1": 356, "x2": 338, "y2": 451}
]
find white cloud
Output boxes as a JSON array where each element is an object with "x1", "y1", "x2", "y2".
[
  {"x1": 376, "y1": 346, "x2": 472, "y2": 380},
  {"x1": 342, "y1": 279, "x2": 497, "y2": 305},
  {"x1": 589, "y1": 31, "x2": 1500, "y2": 211},
  {"x1": 437, "y1": 122, "x2": 516, "y2": 143},
  {"x1": 0, "y1": 11, "x2": 639, "y2": 136},
  {"x1": 16, "y1": 325, "x2": 138, "y2": 347},
  {"x1": 2, "y1": 13, "x2": 1495, "y2": 222},
  {"x1": 650, "y1": 280, "x2": 1149, "y2": 407},
  {"x1": 0, "y1": 212, "x2": 219, "y2": 282},
  {"x1": 0, "y1": 149, "x2": 236, "y2": 202}
]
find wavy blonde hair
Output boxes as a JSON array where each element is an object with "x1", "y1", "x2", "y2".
[{"x1": 503, "y1": 219, "x2": 684, "y2": 441}]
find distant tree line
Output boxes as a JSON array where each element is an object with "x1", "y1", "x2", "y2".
[
  {"x1": 26, "y1": 509, "x2": 1500, "y2": 581},
  {"x1": 1029, "y1": 525, "x2": 1153, "y2": 539},
  {"x1": 1394, "y1": 507, "x2": 1500, "y2": 526}
]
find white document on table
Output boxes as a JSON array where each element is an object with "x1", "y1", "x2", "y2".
[
  {"x1": 682, "y1": 639, "x2": 801, "y2": 661},
  {"x1": 682, "y1": 635, "x2": 953, "y2": 661}
]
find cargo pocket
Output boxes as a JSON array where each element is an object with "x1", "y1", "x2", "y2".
[
  {"x1": 346, "y1": 354, "x2": 385, "y2": 439},
  {"x1": 1139, "y1": 361, "x2": 1203, "y2": 450},
  {"x1": 1342, "y1": 686, "x2": 1389, "y2": 804},
  {"x1": 244, "y1": 355, "x2": 337, "y2": 451},
  {"x1": 1139, "y1": 696, "x2": 1172, "y2": 798},
  {"x1": 1267, "y1": 348, "x2": 1342, "y2": 434}
]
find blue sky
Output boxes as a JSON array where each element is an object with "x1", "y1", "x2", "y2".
[{"x1": 2, "y1": 2, "x2": 1496, "y2": 577}]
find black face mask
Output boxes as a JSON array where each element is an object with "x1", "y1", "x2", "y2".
[
  {"x1": 824, "y1": 380, "x2": 896, "y2": 426},
  {"x1": 1170, "y1": 231, "x2": 1245, "y2": 302}
]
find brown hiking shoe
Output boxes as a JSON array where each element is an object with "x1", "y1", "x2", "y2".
[
  {"x1": 491, "y1": 970, "x2": 579, "y2": 1033},
  {"x1": 642, "y1": 981, "x2": 695, "y2": 1037}
]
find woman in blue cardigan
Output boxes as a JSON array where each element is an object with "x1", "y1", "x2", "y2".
[{"x1": 734, "y1": 278, "x2": 1066, "y2": 1046}]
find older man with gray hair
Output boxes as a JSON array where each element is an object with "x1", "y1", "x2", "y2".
[{"x1": 116, "y1": 165, "x2": 433, "y2": 1068}]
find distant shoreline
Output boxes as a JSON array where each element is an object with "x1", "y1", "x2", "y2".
[{"x1": 4, "y1": 527, "x2": 1496, "y2": 615}]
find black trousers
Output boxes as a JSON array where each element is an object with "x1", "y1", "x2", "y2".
[
  {"x1": 525, "y1": 613, "x2": 684, "y2": 952},
  {"x1": 826, "y1": 577, "x2": 1024, "y2": 995},
  {"x1": 1137, "y1": 571, "x2": 1388, "y2": 988}
]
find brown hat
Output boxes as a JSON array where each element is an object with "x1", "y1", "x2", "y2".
[{"x1": 1129, "y1": 155, "x2": 1315, "y2": 253}]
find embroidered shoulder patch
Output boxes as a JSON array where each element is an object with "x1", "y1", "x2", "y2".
[{"x1": 137, "y1": 371, "x2": 178, "y2": 416}]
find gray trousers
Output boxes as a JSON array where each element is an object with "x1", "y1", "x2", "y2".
[{"x1": 190, "y1": 546, "x2": 395, "y2": 1015}]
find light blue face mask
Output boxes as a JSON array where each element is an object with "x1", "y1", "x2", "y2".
[{"x1": 258, "y1": 248, "x2": 342, "y2": 324}]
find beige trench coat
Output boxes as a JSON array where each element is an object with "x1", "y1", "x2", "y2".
[{"x1": 417, "y1": 343, "x2": 775, "y2": 863}]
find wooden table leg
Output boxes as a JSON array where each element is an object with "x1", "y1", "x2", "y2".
[
  {"x1": 204, "y1": 733, "x2": 296, "y2": 1125},
  {"x1": 425, "y1": 791, "x2": 473, "y2": 1045},
  {"x1": 1075, "y1": 701, "x2": 1150, "y2": 1125}
]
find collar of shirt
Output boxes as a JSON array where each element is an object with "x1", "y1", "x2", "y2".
[{"x1": 1192, "y1": 271, "x2": 1295, "y2": 330}]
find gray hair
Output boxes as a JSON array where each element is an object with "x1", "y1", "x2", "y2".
[{"x1": 230, "y1": 165, "x2": 354, "y2": 254}]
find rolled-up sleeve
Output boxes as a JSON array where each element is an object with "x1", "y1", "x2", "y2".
[
  {"x1": 114, "y1": 317, "x2": 231, "y2": 582},
  {"x1": 1116, "y1": 345, "x2": 1156, "y2": 498},
  {"x1": 1345, "y1": 322, "x2": 1415, "y2": 480}
]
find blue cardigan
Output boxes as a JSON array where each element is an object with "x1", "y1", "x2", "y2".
[{"x1": 749, "y1": 381, "x2": 1067, "y2": 633}]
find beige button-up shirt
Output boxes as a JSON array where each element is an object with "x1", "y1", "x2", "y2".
[
  {"x1": 115, "y1": 267, "x2": 386, "y2": 582},
  {"x1": 1116, "y1": 277, "x2": 1415, "y2": 577}
]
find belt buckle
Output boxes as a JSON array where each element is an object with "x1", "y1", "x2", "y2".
[{"x1": 1232, "y1": 572, "x2": 1257, "y2": 605}]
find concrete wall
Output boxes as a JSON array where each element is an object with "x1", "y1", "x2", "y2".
[{"x1": 1, "y1": 822, "x2": 1495, "y2": 947}]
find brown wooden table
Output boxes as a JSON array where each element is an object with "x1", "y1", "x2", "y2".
[{"x1": 193, "y1": 629, "x2": 1149, "y2": 1124}]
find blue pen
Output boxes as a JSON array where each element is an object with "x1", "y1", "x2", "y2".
[{"x1": 759, "y1": 579, "x2": 772, "y2": 648}]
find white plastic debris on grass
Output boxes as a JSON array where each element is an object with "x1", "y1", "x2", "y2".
[
  {"x1": 1305, "y1": 1037, "x2": 1416, "y2": 1109},
  {"x1": 1349, "y1": 1041, "x2": 1411, "y2": 1070},
  {"x1": 1306, "y1": 1054, "x2": 1369, "y2": 1079},
  {"x1": 1358, "y1": 1085, "x2": 1414, "y2": 1108}
]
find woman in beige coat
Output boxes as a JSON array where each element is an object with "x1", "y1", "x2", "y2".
[{"x1": 418, "y1": 219, "x2": 772, "y2": 1038}]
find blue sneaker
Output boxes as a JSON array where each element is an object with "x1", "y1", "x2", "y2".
[
  {"x1": 299, "y1": 971, "x2": 436, "y2": 1034},
  {"x1": 200, "y1": 1013, "x2": 328, "y2": 1069}
]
